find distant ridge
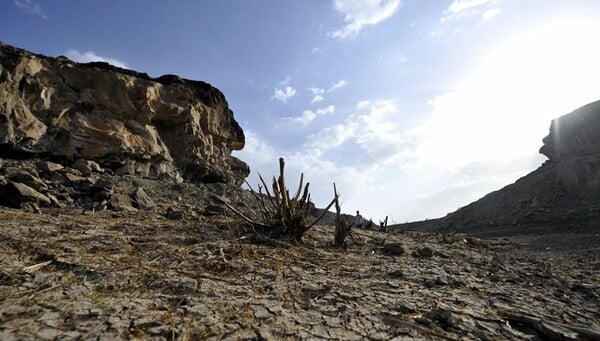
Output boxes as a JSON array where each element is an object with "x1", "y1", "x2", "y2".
[{"x1": 397, "y1": 100, "x2": 600, "y2": 233}]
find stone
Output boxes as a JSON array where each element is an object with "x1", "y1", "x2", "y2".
[
  {"x1": 71, "y1": 159, "x2": 103, "y2": 177},
  {"x1": 0, "y1": 42, "x2": 248, "y2": 185},
  {"x1": 202, "y1": 204, "x2": 226, "y2": 216},
  {"x1": 0, "y1": 181, "x2": 51, "y2": 207},
  {"x1": 61, "y1": 171, "x2": 96, "y2": 187},
  {"x1": 131, "y1": 188, "x2": 155, "y2": 210},
  {"x1": 108, "y1": 193, "x2": 136, "y2": 212},
  {"x1": 412, "y1": 246, "x2": 433, "y2": 258},
  {"x1": 36, "y1": 161, "x2": 64, "y2": 172},
  {"x1": 5, "y1": 169, "x2": 47, "y2": 192},
  {"x1": 382, "y1": 243, "x2": 406, "y2": 256},
  {"x1": 20, "y1": 202, "x2": 41, "y2": 213},
  {"x1": 93, "y1": 178, "x2": 114, "y2": 190},
  {"x1": 165, "y1": 207, "x2": 185, "y2": 220}
]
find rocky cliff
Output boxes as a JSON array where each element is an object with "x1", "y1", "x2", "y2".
[
  {"x1": 0, "y1": 41, "x2": 248, "y2": 184},
  {"x1": 408, "y1": 100, "x2": 600, "y2": 233},
  {"x1": 540, "y1": 100, "x2": 600, "y2": 199}
]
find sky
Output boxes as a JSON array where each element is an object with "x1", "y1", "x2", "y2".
[{"x1": 2, "y1": 0, "x2": 600, "y2": 222}]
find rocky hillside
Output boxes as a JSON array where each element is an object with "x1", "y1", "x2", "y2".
[
  {"x1": 0, "y1": 41, "x2": 248, "y2": 185},
  {"x1": 401, "y1": 100, "x2": 600, "y2": 234}
]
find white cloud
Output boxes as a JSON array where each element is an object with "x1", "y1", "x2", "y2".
[
  {"x1": 308, "y1": 87, "x2": 325, "y2": 96},
  {"x1": 307, "y1": 101, "x2": 404, "y2": 162},
  {"x1": 308, "y1": 87, "x2": 325, "y2": 103},
  {"x1": 441, "y1": 0, "x2": 499, "y2": 23},
  {"x1": 284, "y1": 105, "x2": 335, "y2": 126},
  {"x1": 279, "y1": 76, "x2": 292, "y2": 86},
  {"x1": 234, "y1": 131, "x2": 277, "y2": 167},
  {"x1": 65, "y1": 49, "x2": 129, "y2": 69},
  {"x1": 329, "y1": 80, "x2": 348, "y2": 91},
  {"x1": 317, "y1": 105, "x2": 335, "y2": 115},
  {"x1": 286, "y1": 110, "x2": 317, "y2": 126},
  {"x1": 14, "y1": 0, "x2": 47, "y2": 19},
  {"x1": 271, "y1": 86, "x2": 297, "y2": 103},
  {"x1": 481, "y1": 8, "x2": 500, "y2": 22},
  {"x1": 447, "y1": 0, "x2": 494, "y2": 14},
  {"x1": 329, "y1": 0, "x2": 402, "y2": 40},
  {"x1": 311, "y1": 95, "x2": 324, "y2": 104},
  {"x1": 312, "y1": 47, "x2": 323, "y2": 54},
  {"x1": 356, "y1": 100, "x2": 370, "y2": 109}
]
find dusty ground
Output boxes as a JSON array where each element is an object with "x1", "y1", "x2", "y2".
[{"x1": 1, "y1": 208, "x2": 598, "y2": 340}]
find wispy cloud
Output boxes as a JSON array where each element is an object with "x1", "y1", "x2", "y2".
[
  {"x1": 356, "y1": 100, "x2": 370, "y2": 109},
  {"x1": 279, "y1": 76, "x2": 292, "y2": 86},
  {"x1": 312, "y1": 47, "x2": 323, "y2": 55},
  {"x1": 329, "y1": 0, "x2": 402, "y2": 40},
  {"x1": 284, "y1": 105, "x2": 335, "y2": 126},
  {"x1": 311, "y1": 95, "x2": 324, "y2": 104},
  {"x1": 271, "y1": 86, "x2": 297, "y2": 103},
  {"x1": 308, "y1": 87, "x2": 325, "y2": 103},
  {"x1": 65, "y1": 49, "x2": 129, "y2": 69},
  {"x1": 307, "y1": 101, "x2": 405, "y2": 162},
  {"x1": 441, "y1": 0, "x2": 499, "y2": 23},
  {"x1": 329, "y1": 80, "x2": 348, "y2": 92},
  {"x1": 481, "y1": 8, "x2": 500, "y2": 22},
  {"x1": 14, "y1": 0, "x2": 47, "y2": 20},
  {"x1": 308, "y1": 87, "x2": 325, "y2": 96}
]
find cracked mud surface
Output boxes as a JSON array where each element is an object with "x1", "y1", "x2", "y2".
[{"x1": 0, "y1": 209, "x2": 598, "y2": 340}]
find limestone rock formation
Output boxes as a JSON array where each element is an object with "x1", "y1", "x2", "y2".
[{"x1": 0, "y1": 41, "x2": 248, "y2": 184}]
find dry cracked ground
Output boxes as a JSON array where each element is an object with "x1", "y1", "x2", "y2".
[{"x1": 0, "y1": 208, "x2": 599, "y2": 340}]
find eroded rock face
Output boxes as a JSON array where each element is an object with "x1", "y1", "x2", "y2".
[
  {"x1": 0, "y1": 41, "x2": 248, "y2": 184},
  {"x1": 540, "y1": 100, "x2": 600, "y2": 199}
]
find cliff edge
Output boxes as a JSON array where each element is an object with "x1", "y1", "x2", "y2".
[{"x1": 0, "y1": 41, "x2": 248, "y2": 184}]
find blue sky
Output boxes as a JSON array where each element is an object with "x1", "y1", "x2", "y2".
[{"x1": 2, "y1": 0, "x2": 600, "y2": 222}]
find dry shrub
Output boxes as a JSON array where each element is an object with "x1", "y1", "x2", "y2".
[
  {"x1": 333, "y1": 183, "x2": 353, "y2": 247},
  {"x1": 223, "y1": 158, "x2": 336, "y2": 242}
]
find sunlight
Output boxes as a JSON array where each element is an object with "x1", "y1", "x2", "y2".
[{"x1": 420, "y1": 19, "x2": 600, "y2": 170}]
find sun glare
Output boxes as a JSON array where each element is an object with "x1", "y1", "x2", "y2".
[{"x1": 421, "y1": 19, "x2": 600, "y2": 170}]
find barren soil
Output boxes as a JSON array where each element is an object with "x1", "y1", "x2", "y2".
[{"x1": 1, "y1": 208, "x2": 598, "y2": 340}]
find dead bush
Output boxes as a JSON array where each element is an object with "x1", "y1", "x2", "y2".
[{"x1": 223, "y1": 158, "x2": 336, "y2": 242}]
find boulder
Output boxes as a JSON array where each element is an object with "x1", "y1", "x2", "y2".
[
  {"x1": 0, "y1": 182, "x2": 51, "y2": 208},
  {"x1": 71, "y1": 159, "x2": 103, "y2": 177},
  {"x1": 108, "y1": 193, "x2": 136, "y2": 212},
  {"x1": 37, "y1": 161, "x2": 64, "y2": 173},
  {"x1": 131, "y1": 188, "x2": 155, "y2": 211},
  {"x1": 165, "y1": 207, "x2": 185, "y2": 220},
  {"x1": 382, "y1": 243, "x2": 406, "y2": 256},
  {"x1": 93, "y1": 178, "x2": 114, "y2": 191},
  {"x1": 412, "y1": 246, "x2": 434, "y2": 258},
  {"x1": 5, "y1": 168, "x2": 47, "y2": 192}
]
